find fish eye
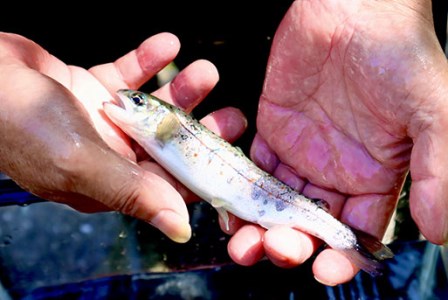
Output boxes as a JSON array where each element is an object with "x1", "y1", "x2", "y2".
[{"x1": 130, "y1": 93, "x2": 145, "y2": 106}]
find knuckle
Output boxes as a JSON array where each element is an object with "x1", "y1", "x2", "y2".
[
  {"x1": 111, "y1": 184, "x2": 140, "y2": 215},
  {"x1": 107, "y1": 176, "x2": 154, "y2": 221},
  {"x1": 49, "y1": 141, "x2": 90, "y2": 190}
]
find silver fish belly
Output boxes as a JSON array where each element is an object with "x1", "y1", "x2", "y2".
[{"x1": 104, "y1": 89, "x2": 394, "y2": 275}]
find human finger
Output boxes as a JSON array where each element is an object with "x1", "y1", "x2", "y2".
[
  {"x1": 0, "y1": 73, "x2": 191, "y2": 243},
  {"x1": 341, "y1": 194, "x2": 398, "y2": 240},
  {"x1": 263, "y1": 226, "x2": 317, "y2": 268},
  {"x1": 261, "y1": 183, "x2": 346, "y2": 269},
  {"x1": 272, "y1": 162, "x2": 306, "y2": 192},
  {"x1": 409, "y1": 121, "x2": 448, "y2": 244},
  {"x1": 138, "y1": 160, "x2": 198, "y2": 204},
  {"x1": 79, "y1": 33, "x2": 181, "y2": 157},
  {"x1": 139, "y1": 105, "x2": 248, "y2": 203},
  {"x1": 250, "y1": 133, "x2": 280, "y2": 173},
  {"x1": 200, "y1": 107, "x2": 247, "y2": 143},
  {"x1": 312, "y1": 249, "x2": 359, "y2": 286},
  {"x1": 132, "y1": 72, "x2": 241, "y2": 162},
  {"x1": 89, "y1": 32, "x2": 181, "y2": 92},
  {"x1": 310, "y1": 194, "x2": 397, "y2": 285},
  {"x1": 227, "y1": 225, "x2": 266, "y2": 266},
  {"x1": 201, "y1": 107, "x2": 248, "y2": 226},
  {"x1": 154, "y1": 59, "x2": 220, "y2": 113},
  {"x1": 73, "y1": 146, "x2": 192, "y2": 243}
]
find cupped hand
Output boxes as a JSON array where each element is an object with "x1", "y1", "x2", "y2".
[
  {"x1": 225, "y1": 0, "x2": 448, "y2": 285},
  {"x1": 0, "y1": 32, "x2": 246, "y2": 243}
]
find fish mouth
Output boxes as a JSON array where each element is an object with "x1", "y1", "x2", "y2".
[
  {"x1": 102, "y1": 90, "x2": 135, "y2": 125},
  {"x1": 115, "y1": 89, "x2": 135, "y2": 111}
]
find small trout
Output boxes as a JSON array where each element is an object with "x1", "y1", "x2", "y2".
[{"x1": 104, "y1": 89, "x2": 393, "y2": 275}]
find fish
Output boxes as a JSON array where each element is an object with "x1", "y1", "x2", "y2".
[{"x1": 103, "y1": 89, "x2": 394, "y2": 276}]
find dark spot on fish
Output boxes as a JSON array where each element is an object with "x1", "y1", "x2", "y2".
[
  {"x1": 251, "y1": 188, "x2": 261, "y2": 200},
  {"x1": 311, "y1": 198, "x2": 330, "y2": 212},
  {"x1": 275, "y1": 201, "x2": 287, "y2": 212},
  {"x1": 263, "y1": 200, "x2": 268, "y2": 205},
  {"x1": 190, "y1": 123, "x2": 200, "y2": 131},
  {"x1": 258, "y1": 210, "x2": 266, "y2": 217}
]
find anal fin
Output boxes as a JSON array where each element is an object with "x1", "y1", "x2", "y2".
[{"x1": 211, "y1": 198, "x2": 230, "y2": 231}]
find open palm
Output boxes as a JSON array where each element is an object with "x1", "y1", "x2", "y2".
[{"x1": 227, "y1": 0, "x2": 448, "y2": 285}]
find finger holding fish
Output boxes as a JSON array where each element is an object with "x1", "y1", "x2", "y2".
[
  {"x1": 90, "y1": 32, "x2": 181, "y2": 94},
  {"x1": 134, "y1": 106, "x2": 247, "y2": 162},
  {"x1": 313, "y1": 249, "x2": 359, "y2": 286},
  {"x1": 137, "y1": 106, "x2": 248, "y2": 204},
  {"x1": 232, "y1": 183, "x2": 393, "y2": 285},
  {"x1": 154, "y1": 59, "x2": 220, "y2": 114},
  {"x1": 314, "y1": 198, "x2": 394, "y2": 285},
  {"x1": 314, "y1": 193, "x2": 397, "y2": 284},
  {"x1": 88, "y1": 34, "x2": 250, "y2": 244},
  {"x1": 264, "y1": 225, "x2": 317, "y2": 268},
  {"x1": 199, "y1": 107, "x2": 248, "y2": 144},
  {"x1": 88, "y1": 33, "x2": 222, "y2": 159},
  {"x1": 226, "y1": 178, "x2": 348, "y2": 271},
  {"x1": 227, "y1": 132, "x2": 396, "y2": 284},
  {"x1": 229, "y1": 137, "x2": 348, "y2": 269},
  {"x1": 104, "y1": 90, "x2": 394, "y2": 284},
  {"x1": 226, "y1": 224, "x2": 266, "y2": 266}
]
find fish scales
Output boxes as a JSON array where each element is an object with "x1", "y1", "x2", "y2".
[
  {"x1": 103, "y1": 89, "x2": 394, "y2": 276},
  {"x1": 137, "y1": 93, "x2": 347, "y2": 240}
]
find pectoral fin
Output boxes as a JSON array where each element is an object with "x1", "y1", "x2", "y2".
[{"x1": 156, "y1": 112, "x2": 181, "y2": 146}]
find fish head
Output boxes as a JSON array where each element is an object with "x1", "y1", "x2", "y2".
[{"x1": 103, "y1": 89, "x2": 169, "y2": 138}]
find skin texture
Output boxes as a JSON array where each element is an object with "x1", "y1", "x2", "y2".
[
  {"x1": 0, "y1": 32, "x2": 247, "y2": 244},
  {"x1": 225, "y1": 0, "x2": 448, "y2": 285},
  {"x1": 1, "y1": 0, "x2": 446, "y2": 287}
]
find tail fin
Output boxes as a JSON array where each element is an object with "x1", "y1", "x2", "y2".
[{"x1": 340, "y1": 227, "x2": 394, "y2": 276}]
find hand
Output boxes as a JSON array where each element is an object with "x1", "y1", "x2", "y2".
[
  {"x1": 224, "y1": 0, "x2": 448, "y2": 285},
  {"x1": 0, "y1": 32, "x2": 246, "y2": 243}
]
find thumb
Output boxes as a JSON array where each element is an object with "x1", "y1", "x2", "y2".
[
  {"x1": 409, "y1": 114, "x2": 448, "y2": 244},
  {"x1": 77, "y1": 147, "x2": 191, "y2": 243}
]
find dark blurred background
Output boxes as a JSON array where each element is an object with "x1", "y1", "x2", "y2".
[
  {"x1": 1, "y1": 1, "x2": 447, "y2": 299},
  {"x1": 0, "y1": 1, "x2": 446, "y2": 153},
  {"x1": 0, "y1": 1, "x2": 292, "y2": 154}
]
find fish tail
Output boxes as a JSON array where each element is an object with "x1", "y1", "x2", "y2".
[{"x1": 340, "y1": 227, "x2": 394, "y2": 276}]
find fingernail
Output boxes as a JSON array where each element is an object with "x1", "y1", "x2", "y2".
[
  {"x1": 227, "y1": 108, "x2": 248, "y2": 134},
  {"x1": 314, "y1": 276, "x2": 337, "y2": 287},
  {"x1": 150, "y1": 210, "x2": 192, "y2": 243}
]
